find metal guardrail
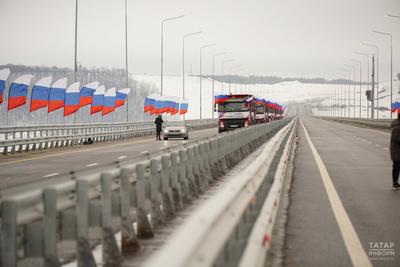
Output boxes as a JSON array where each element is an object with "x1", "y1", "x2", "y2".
[
  {"x1": 0, "y1": 117, "x2": 292, "y2": 267},
  {"x1": 144, "y1": 118, "x2": 297, "y2": 267},
  {"x1": 318, "y1": 116, "x2": 392, "y2": 130},
  {"x1": 0, "y1": 119, "x2": 217, "y2": 154}
]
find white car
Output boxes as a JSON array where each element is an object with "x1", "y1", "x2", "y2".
[{"x1": 163, "y1": 121, "x2": 189, "y2": 140}]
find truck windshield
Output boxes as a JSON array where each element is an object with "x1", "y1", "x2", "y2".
[
  {"x1": 218, "y1": 102, "x2": 249, "y2": 112},
  {"x1": 256, "y1": 106, "x2": 265, "y2": 114}
]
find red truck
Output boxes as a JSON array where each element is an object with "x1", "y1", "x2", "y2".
[
  {"x1": 255, "y1": 98, "x2": 268, "y2": 123},
  {"x1": 216, "y1": 94, "x2": 256, "y2": 133}
]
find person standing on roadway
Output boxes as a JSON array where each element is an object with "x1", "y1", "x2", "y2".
[
  {"x1": 390, "y1": 112, "x2": 400, "y2": 190},
  {"x1": 155, "y1": 115, "x2": 164, "y2": 141}
]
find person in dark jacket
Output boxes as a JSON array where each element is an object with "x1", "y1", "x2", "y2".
[
  {"x1": 154, "y1": 115, "x2": 164, "y2": 140},
  {"x1": 390, "y1": 112, "x2": 400, "y2": 190}
]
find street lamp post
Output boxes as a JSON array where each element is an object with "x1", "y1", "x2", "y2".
[
  {"x1": 373, "y1": 30, "x2": 393, "y2": 118},
  {"x1": 161, "y1": 15, "x2": 184, "y2": 96},
  {"x1": 345, "y1": 65, "x2": 356, "y2": 118},
  {"x1": 199, "y1": 43, "x2": 216, "y2": 119},
  {"x1": 361, "y1": 42, "x2": 379, "y2": 118},
  {"x1": 74, "y1": 0, "x2": 78, "y2": 83},
  {"x1": 336, "y1": 74, "x2": 346, "y2": 117},
  {"x1": 221, "y1": 59, "x2": 234, "y2": 92},
  {"x1": 235, "y1": 68, "x2": 245, "y2": 93},
  {"x1": 229, "y1": 65, "x2": 241, "y2": 93},
  {"x1": 212, "y1": 52, "x2": 227, "y2": 118},
  {"x1": 355, "y1": 52, "x2": 370, "y2": 118},
  {"x1": 182, "y1": 31, "x2": 202, "y2": 99},
  {"x1": 350, "y1": 59, "x2": 362, "y2": 118},
  {"x1": 124, "y1": 0, "x2": 129, "y2": 122},
  {"x1": 340, "y1": 69, "x2": 351, "y2": 117}
]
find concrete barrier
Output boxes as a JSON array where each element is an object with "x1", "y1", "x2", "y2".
[{"x1": 0, "y1": 118, "x2": 292, "y2": 267}]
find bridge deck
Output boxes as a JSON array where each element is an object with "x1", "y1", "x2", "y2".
[
  {"x1": 284, "y1": 116, "x2": 399, "y2": 266},
  {"x1": 0, "y1": 127, "x2": 217, "y2": 189}
]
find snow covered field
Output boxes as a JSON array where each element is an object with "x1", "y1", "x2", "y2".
[
  {"x1": 134, "y1": 74, "x2": 400, "y2": 120},
  {"x1": 1, "y1": 74, "x2": 399, "y2": 129}
]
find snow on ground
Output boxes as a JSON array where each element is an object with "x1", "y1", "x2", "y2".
[
  {"x1": 314, "y1": 79, "x2": 400, "y2": 118},
  {"x1": 134, "y1": 74, "x2": 400, "y2": 120}
]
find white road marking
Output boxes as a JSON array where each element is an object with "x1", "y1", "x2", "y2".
[
  {"x1": 118, "y1": 156, "x2": 127, "y2": 159},
  {"x1": 384, "y1": 148, "x2": 389, "y2": 150},
  {"x1": 141, "y1": 151, "x2": 149, "y2": 154},
  {"x1": 43, "y1": 172, "x2": 59, "y2": 178},
  {"x1": 300, "y1": 119, "x2": 372, "y2": 267},
  {"x1": 367, "y1": 141, "x2": 372, "y2": 144},
  {"x1": 87, "y1": 163, "x2": 99, "y2": 167},
  {"x1": 375, "y1": 144, "x2": 380, "y2": 147}
]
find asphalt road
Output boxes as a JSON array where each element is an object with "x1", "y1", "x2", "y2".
[
  {"x1": 284, "y1": 116, "x2": 400, "y2": 266},
  {"x1": 0, "y1": 127, "x2": 217, "y2": 190}
]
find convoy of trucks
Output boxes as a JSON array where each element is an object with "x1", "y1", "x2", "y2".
[{"x1": 215, "y1": 94, "x2": 284, "y2": 133}]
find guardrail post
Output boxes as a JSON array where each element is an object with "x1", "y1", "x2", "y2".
[
  {"x1": 170, "y1": 152, "x2": 183, "y2": 211},
  {"x1": 101, "y1": 172, "x2": 123, "y2": 267},
  {"x1": 43, "y1": 188, "x2": 61, "y2": 266},
  {"x1": 150, "y1": 159, "x2": 165, "y2": 226},
  {"x1": 161, "y1": 155, "x2": 175, "y2": 218},
  {"x1": 25, "y1": 221, "x2": 43, "y2": 258},
  {"x1": 178, "y1": 150, "x2": 191, "y2": 204},
  {"x1": 194, "y1": 144, "x2": 205, "y2": 192},
  {"x1": 76, "y1": 180, "x2": 96, "y2": 267},
  {"x1": 1, "y1": 201, "x2": 17, "y2": 267},
  {"x1": 120, "y1": 168, "x2": 140, "y2": 253},
  {"x1": 187, "y1": 147, "x2": 200, "y2": 197},
  {"x1": 136, "y1": 163, "x2": 154, "y2": 238}
]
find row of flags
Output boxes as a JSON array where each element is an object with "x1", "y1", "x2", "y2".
[
  {"x1": 144, "y1": 94, "x2": 188, "y2": 115},
  {"x1": 0, "y1": 69, "x2": 131, "y2": 116}
]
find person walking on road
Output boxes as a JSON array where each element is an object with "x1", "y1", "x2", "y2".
[
  {"x1": 390, "y1": 112, "x2": 400, "y2": 190},
  {"x1": 155, "y1": 115, "x2": 164, "y2": 141}
]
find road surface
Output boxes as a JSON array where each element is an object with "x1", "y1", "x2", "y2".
[
  {"x1": 0, "y1": 127, "x2": 217, "y2": 190},
  {"x1": 284, "y1": 116, "x2": 399, "y2": 266}
]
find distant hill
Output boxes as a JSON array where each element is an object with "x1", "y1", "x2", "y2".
[{"x1": 203, "y1": 75, "x2": 371, "y2": 85}]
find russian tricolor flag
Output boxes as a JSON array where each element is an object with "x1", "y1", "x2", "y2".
[
  {"x1": 214, "y1": 94, "x2": 230, "y2": 104},
  {"x1": 8, "y1": 74, "x2": 33, "y2": 110},
  {"x1": 64, "y1": 82, "x2": 81, "y2": 116},
  {"x1": 0, "y1": 68, "x2": 11, "y2": 105},
  {"x1": 102, "y1": 87, "x2": 116, "y2": 116},
  {"x1": 79, "y1": 81, "x2": 99, "y2": 107},
  {"x1": 48, "y1": 78, "x2": 67, "y2": 113},
  {"x1": 115, "y1": 88, "x2": 131, "y2": 108},
  {"x1": 90, "y1": 85, "x2": 105, "y2": 114},
  {"x1": 179, "y1": 99, "x2": 188, "y2": 115},
  {"x1": 30, "y1": 76, "x2": 52, "y2": 112},
  {"x1": 153, "y1": 96, "x2": 166, "y2": 115},
  {"x1": 171, "y1": 97, "x2": 180, "y2": 115},
  {"x1": 392, "y1": 102, "x2": 400, "y2": 113},
  {"x1": 144, "y1": 94, "x2": 157, "y2": 113}
]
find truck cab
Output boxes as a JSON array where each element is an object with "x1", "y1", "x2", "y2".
[
  {"x1": 217, "y1": 94, "x2": 256, "y2": 133},
  {"x1": 255, "y1": 99, "x2": 267, "y2": 124}
]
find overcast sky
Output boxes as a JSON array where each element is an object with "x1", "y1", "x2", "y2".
[{"x1": 0, "y1": 0, "x2": 399, "y2": 80}]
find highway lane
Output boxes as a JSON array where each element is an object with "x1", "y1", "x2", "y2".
[
  {"x1": 284, "y1": 116, "x2": 399, "y2": 267},
  {"x1": 0, "y1": 127, "x2": 217, "y2": 189}
]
